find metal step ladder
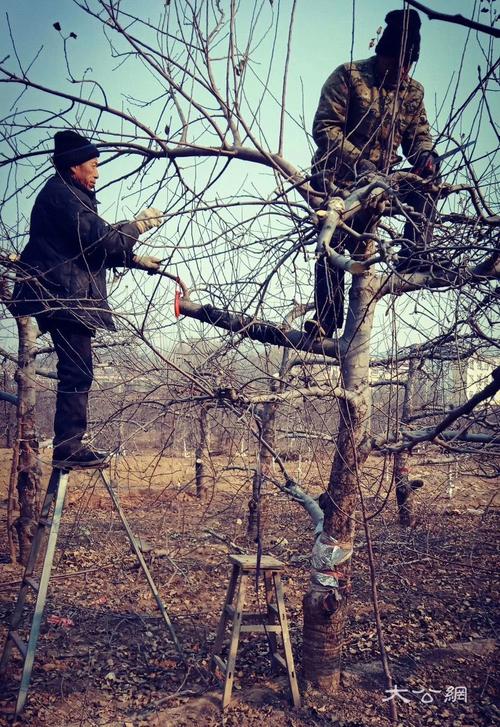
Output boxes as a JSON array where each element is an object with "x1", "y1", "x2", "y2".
[{"x1": 0, "y1": 466, "x2": 184, "y2": 716}]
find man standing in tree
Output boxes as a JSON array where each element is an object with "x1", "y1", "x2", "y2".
[
  {"x1": 13, "y1": 130, "x2": 163, "y2": 468},
  {"x1": 306, "y1": 8, "x2": 440, "y2": 337}
]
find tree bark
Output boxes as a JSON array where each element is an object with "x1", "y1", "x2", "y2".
[
  {"x1": 13, "y1": 317, "x2": 42, "y2": 564},
  {"x1": 195, "y1": 404, "x2": 209, "y2": 499},
  {"x1": 395, "y1": 359, "x2": 417, "y2": 527},
  {"x1": 247, "y1": 401, "x2": 277, "y2": 546},
  {"x1": 303, "y1": 268, "x2": 376, "y2": 689},
  {"x1": 394, "y1": 452, "x2": 416, "y2": 528}
]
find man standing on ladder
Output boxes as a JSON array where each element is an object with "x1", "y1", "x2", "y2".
[
  {"x1": 306, "y1": 8, "x2": 440, "y2": 338},
  {"x1": 13, "y1": 129, "x2": 163, "y2": 469}
]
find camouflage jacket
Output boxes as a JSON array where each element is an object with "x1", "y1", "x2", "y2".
[{"x1": 312, "y1": 56, "x2": 434, "y2": 184}]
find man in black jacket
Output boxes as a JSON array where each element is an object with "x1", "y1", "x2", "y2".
[{"x1": 13, "y1": 130, "x2": 162, "y2": 468}]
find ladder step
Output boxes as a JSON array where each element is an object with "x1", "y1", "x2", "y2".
[
  {"x1": 9, "y1": 631, "x2": 27, "y2": 658},
  {"x1": 224, "y1": 605, "x2": 282, "y2": 631},
  {"x1": 240, "y1": 623, "x2": 282, "y2": 633},
  {"x1": 24, "y1": 577, "x2": 39, "y2": 592}
]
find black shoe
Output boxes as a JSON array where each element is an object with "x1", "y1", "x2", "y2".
[
  {"x1": 53, "y1": 446, "x2": 110, "y2": 470},
  {"x1": 304, "y1": 319, "x2": 327, "y2": 339}
]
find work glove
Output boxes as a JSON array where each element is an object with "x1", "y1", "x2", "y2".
[
  {"x1": 132, "y1": 255, "x2": 162, "y2": 273},
  {"x1": 134, "y1": 208, "x2": 163, "y2": 235},
  {"x1": 355, "y1": 158, "x2": 377, "y2": 177},
  {"x1": 411, "y1": 150, "x2": 440, "y2": 178}
]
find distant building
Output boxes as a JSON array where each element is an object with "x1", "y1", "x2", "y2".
[
  {"x1": 448, "y1": 355, "x2": 500, "y2": 406},
  {"x1": 370, "y1": 352, "x2": 500, "y2": 409}
]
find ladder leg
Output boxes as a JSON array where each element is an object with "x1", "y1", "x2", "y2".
[
  {"x1": 15, "y1": 469, "x2": 69, "y2": 715},
  {"x1": 272, "y1": 573, "x2": 300, "y2": 708},
  {"x1": 222, "y1": 571, "x2": 247, "y2": 709},
  {"x1": 211, "y1": 564, "x2": 239, "y2": 665},
  {"x1": 0, "y1": 469, "x2": 60, "y2": 676},
  {"x1": 97, "y1": 470, "x2": 184, "y2": 661},
  {"x1": 264, "y1": 571, "x2": 280, "y2": 670}
]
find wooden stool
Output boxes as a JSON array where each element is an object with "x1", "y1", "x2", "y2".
[{"x1": 211, "y1": 554, "x2": 300, "y2": 709}]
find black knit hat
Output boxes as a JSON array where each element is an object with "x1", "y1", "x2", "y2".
[
  {"x1": 52, "y1": 130, "x2": 100, "y2": 170},
  {"x1": 375, "y1": 9, "x2": 421, "y2": 64}
]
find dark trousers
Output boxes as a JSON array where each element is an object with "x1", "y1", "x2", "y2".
[
  {"x1": 46, "y1": 325, "x2": 94, "y2": 458},
  {"x1": 313, "y1": 184, "x2": 438, "y2": 333},
  {"x1": 399, "y1": 185, "x2": 439, "y2": 266},
  {"x1": 313, "y1": 209, "x2": 373, "y2": 334}
]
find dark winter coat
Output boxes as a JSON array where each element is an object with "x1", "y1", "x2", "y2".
[{"x1": 12, "y1": 172, "x2": 139, "y2": 331}]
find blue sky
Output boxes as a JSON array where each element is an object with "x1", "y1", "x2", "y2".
[
  {"x1": 0, "y1": 1, "x2": 497, "y2": 354},
  {"x1": 2, "y1": 0, "x2": 495, "y2": 169}
]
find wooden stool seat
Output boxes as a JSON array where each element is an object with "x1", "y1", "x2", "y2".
[
  {"x1": 211, "y1": 553, "x2": 300, "y2": 709},
  {"x1": 228, "y1": 553, "x2": 285, "y2": 569}
]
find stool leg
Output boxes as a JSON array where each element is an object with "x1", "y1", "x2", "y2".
[
  {"x1": 211, "y1": 564, "x2": 239, "y2": 664},
  {"x1": 222, "y1": 572, "x2": 248, "y2": 709},
  {"x1": 264, "y1": 571, "x2": 279, "y2": 671},
  {"x1": 273, "y1": 573, "x2": 301, "y2": 708}
]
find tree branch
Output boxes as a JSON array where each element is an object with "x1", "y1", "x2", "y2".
[
  {"x1": 406, "y1": 1, "x2": 500, "y2": 39},
  {"x1": 0, "y1": 390, "x2": 17, "y2": 405},
  {"x1": 178, "y1": 298, "x2": 341, "y2": 359},
  {"x1": 376, "y1": 367, "x2": 500, "y2": 451},
  {"x1": 244, "y1": 383, "x2": 359, "y2": 405}
]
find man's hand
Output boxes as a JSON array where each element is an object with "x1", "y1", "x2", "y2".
[
  {"x1": 132, "y1": 255, "x2": 162, "y2": 273},
  {"x1": 134, "y1": 208, "x2": 163, "y2": 235},
  {"x1": 411, "y1": 151, "x2": 439, "y2": 178}
]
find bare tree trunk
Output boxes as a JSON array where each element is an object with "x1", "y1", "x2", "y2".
[
  {"x1": 195, "y1": 404, "x2": 209, "y2": 499},
  {"x1": 394, "y1": 452, "x2": 415, "y2": 527},
  {"x1": 3, "y1": 368, "x2": 15, "y2": 447},
  {"x1": 247, "y1": 465, "x2": 259, "y2": 542},
  {"x1": 303, "y1": 270, "x2": 376, "y2": 690},
  {"x1": 247, "y1": 400, "x2": 276, "y2": 545},
  {"x1": 395, "y1": 359, "x2": 420, "y2": 527},
  {"x1": 13, "y1": 317, "x2": 42, "y2": 564},
  {"x1": 6, "y1": 439, "x2": 19, "y2": 562}
]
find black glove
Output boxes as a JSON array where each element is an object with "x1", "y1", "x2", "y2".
[
  {"x1": 356, "y1": 158, "x2": 377, "y2": 177},
  {"x1": 412, "y1": 150, "x2": 440, "y2": 178}
]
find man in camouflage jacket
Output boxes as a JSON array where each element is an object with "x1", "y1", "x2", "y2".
[
  {"x1": 307, "y1": 9, "x2": 439, "y2": 336},
  {"x1": 312, "y1": 56, "x2": 434, "y2": 185}
]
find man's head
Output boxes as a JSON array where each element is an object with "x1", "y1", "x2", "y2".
[
  {"x1": 375, "y1": 9, "x2": 421, "y2": 85},
  {"x1": 53, "y1": 130, "x2": 100, "y2": 191}
]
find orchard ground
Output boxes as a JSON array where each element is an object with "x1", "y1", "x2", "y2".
[{"x1": 0, "y1": 448, "x2": 498, "y2": 727}]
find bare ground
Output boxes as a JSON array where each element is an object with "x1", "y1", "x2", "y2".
[{"x1": 0, "y1": 448, "x2": 498, "y2": 727}]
